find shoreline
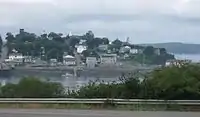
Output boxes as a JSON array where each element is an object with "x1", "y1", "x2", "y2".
[{"x1": 12, "y1": 65, "x2": 154, "y2": 78}]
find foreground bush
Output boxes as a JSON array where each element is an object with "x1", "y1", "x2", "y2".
[
  {"x1": 144, "y1": 64, "x2": 200, "y2": 100},
  {"x1": 1, "y1": 64, "x2": 200, "y2": 100},
  {"x1": 67, "y1": 72, "x2": 143, "y2": 99},
  {"x1": 0, "y1": 77, "x2": 65, "y2": 98},
  {"x1": 68, "y1": 64, "x2": 200, "y2": 100}
]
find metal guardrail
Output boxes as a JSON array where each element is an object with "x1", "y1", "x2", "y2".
[{"x1": 0, "y1": 98, "x2": 199, "y2": 105}]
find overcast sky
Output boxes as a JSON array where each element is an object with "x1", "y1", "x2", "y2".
[{"x1": 0, "y1": 0, "x2": 200, "y2": 43}]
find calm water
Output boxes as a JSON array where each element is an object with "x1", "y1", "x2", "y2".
[
  {"x1": 1, "y1": 54, "x2": 200, "y2": 89},
  {"x1": 0, "y1": 70, "x2": 120, "y2": 90},
  {"x1": 175, "y1": 54, "x2": 200, "y2": 62}
]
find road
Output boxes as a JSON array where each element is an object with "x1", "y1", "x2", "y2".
[{"x1": 0, "y1": 109, "x2": 199, "y2": 117}]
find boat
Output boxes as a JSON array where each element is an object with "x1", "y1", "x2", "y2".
[{"x1": 61, "y1": 73, "x2": 74, "y2": 78}]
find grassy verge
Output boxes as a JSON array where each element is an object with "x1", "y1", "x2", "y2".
[{"x1": 0, "y1": 103, "x2": 199, "y2": 111}]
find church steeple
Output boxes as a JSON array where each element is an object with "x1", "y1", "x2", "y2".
[{"x1": 68, "y1": 31, "x2": 72, "y2": 37}]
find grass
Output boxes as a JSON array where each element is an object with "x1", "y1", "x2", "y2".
[{"x1": 0, "y1": 103, "x2": 199, "y2": 111}]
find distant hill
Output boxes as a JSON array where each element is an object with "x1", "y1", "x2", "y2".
[{"x1": 139, "y1": 42, "x2": 200, "y2": 54}]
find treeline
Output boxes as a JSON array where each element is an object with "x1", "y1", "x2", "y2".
[
  {"x1": 3, "y1": 29, "x2": 174, "y2": 64},
  {"x1": 0, "y1": 36, "x2": 2, "y2": 53},
  {"x1": 1, "y1": 64, "x2": 200, "y2": 100},
  {"x1": 5, "y1": 30, "x2": 109, "y2": 61},
  {"x1": 134, "y1": 46, "x2": 174, "y2": 65}
]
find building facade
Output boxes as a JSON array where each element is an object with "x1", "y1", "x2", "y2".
[
  {"x1": 130, "y1": 48, "x2": 139, "y2": 54},
  {"x1": 7, "y1": 53, "x2": 24, "y2": 63},
  {"x1": 100, "y1": 54, "x2": 117, "y2": 65},
  {"x1": 86, "y1": 57, "x2": 97, "y2": 68},
  {"x1": 75, "y1": 45, "x2": 87, "y2": 54},
  {"x1": 63, "y1": 55, "x2": 76, "y2": 66},
  {"x1": 119, "y1": 46, "x2": 131, "y2": 53},
  {"x1": 98, "y1": 44, "x2": 108, "y2": 51},
  {"x1": 165, "y1": 59, "x2": 192, "y2": 67}
]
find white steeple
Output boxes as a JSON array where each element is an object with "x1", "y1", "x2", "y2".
[{"x1": 68, "y1": 31, "x2": 72, "y2": 37}]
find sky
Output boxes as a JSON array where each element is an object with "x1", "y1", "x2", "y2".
[{"x1": 0, "y1": 0, "x2": 200, "y2": 43}]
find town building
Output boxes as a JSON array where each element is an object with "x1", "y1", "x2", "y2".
[
  {"x1": 123, "y1": 54, "x2": 130, "y2": 59},
  {"x1": 79, "y1": 40, "x2": 86, "y2": 45},
  {"x1": 107, "y1": 50, "x2": 112, "y2": 54},
  {"x1": 50, "y1": 59, "x2": 57, "y2": 66},
  {"x1": 98, "y1": 44, "x2": 108, "y2": 51},
  {"x1": 6, "y1": 53, "x2": 24, "y2": 63},
  {"x1": 99, "y1": 54, "x2": 117, "y2": 65},
  {"x1": 111, "y1": 48, "x2": 119, "y2": 53},
  {"x1": 130, "y1": 48, "x2": 139, "y2": 54},
  {"x1": 119, "y1": 46, "x2": 131, "y2": 53},
  {"x1": 86, "y1": 57, "x2": 97, "y2": 68},
  {"x1": 23, "y1": 56, "x2": 33, "y2": 63},
  {"x1": 165, "y1": 59, "x2": 192, "y2": 67},
  {"x1": 75, "y1": 45, "x2": 87, "y2": 54},
  {"x1": 137, "y1": 49, "x2": 144, "y2": 54},
  {"x1": 63, "y1": 55, "x2": 76, "y2": 66}
]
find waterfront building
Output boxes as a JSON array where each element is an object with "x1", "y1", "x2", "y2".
[
  {"x1": 119, "y1": 46, "x2": 131, "y2": 53},
  {"x1": 50, "y1": 59, "x2": 57, "y2": 66},
  {"x1": 165, "y1": 59, "x2": 192, "y2": 67},
  {"x1": 86, "y1": 57, "x2": 97, "y2": 68},
  {"x1": 98, "y1": 44, "x2": 108, "y2": 51},
  {"x1": 75, "y1": 45, "x2": 87, "y2": 54},
  {"x1": 99, "y1": 54, "x2": 117, "y2": 65},
  {"x1": 130, "y1": 48, "x2": 139, "y2": 54},
  {"x1": 6, "y1": 53, "x2": 24, "y2": 63},
  {"x1": 63, "y1": 55, "x2": 76, "y2": 66}
]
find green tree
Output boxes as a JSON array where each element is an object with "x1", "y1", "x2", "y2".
[
  {"x1": 0, "y1": 77, "x2": 65, "y2": 98},
  {"x1": 48, "y1": 32, "x2": 64, "y2": 43},
  {"x1": 102, "y1": 37, "x2": 109, "y2": 44},
  {"x1": 160, "y1": 48, "x2": 167, "y2": 55},
  {"x1": 0, "y1": 36, "x2": 2, "y2": 53},
  {"x1": 143, "y1": 46, "x2": 154, "y2": 56},
  {"x1": 85, "y1": 30, "x2": 94, "y2": 40},
  {"x1": 46, "y1": 48, "x2": 62, "y2": 61},
  {"x1": 144, "y1": 64, "x2": 200, "y2": 100},
  {"x1": 112, "y1": 39, "x2": 122, "y2": 47},
  {"x1": 69, "y1": 36, "x2": 80, "y2": 48},
  {"x1": 0, "y1": 36, "x2": 2, "y2": 46},
  {"x1": 0, "y1": 84, "x2": 18, "y2": 98},
  {"x1": 5, "y1": 32, "x2": 15, "y2": 43}
]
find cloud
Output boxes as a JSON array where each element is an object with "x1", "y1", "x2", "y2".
[{"x1": 0, "y1": 0, "x2": 200, "y2": 43}]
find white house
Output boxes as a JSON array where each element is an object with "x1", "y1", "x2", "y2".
[
  {"x1": 50, "y1": 59, "x2": 57, "y2": 66},
  {"x1": 75, "y1": 45, "x2": 87, "y2": 54},
  {"x1": 123, "y1": 54, "x2": 129, "y2": 59},
  {"x1": 119, "y1": 46, "x2": 131, "y2": 53},
  {"x1": 79, "y1": 40, "x2": 86, "y2": 45},
  {"x1": 100, "y1": 54, "x2": 117, "y2": 65},
  {"x1": 6, "y1": 53, "x2": 24, "y2": 63},
  {"x1": 86, "y1": 57, "x2": 97, "y2": 68},
  {"x1": 130, "y1": 48, "x2": 139, "y2": 54},
  {"x1": 23, "y1": 56, "x2": 33, "y2": 63},
  {"x1": 63, "y1": 55, "x2": 76, "y2": 66}
]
